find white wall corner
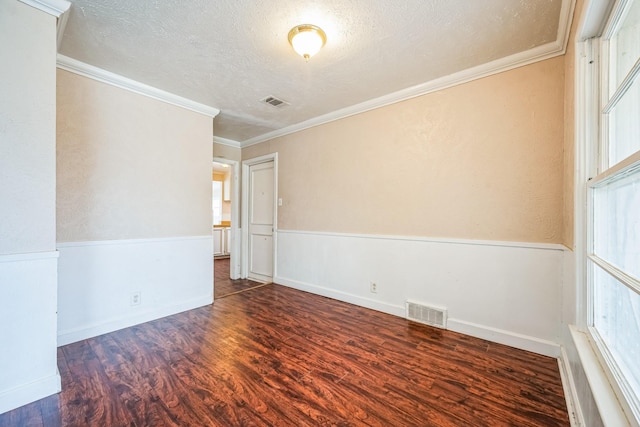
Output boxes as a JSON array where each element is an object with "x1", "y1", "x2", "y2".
[
  {"x1": 213, "y1": 136, "x2": 242, "y2": 148},
  {"x1": 0, "y1": 255, "x2": 60, "y2": 414},
  {"x1": 56, "y1": 55, "x2": 221, "y2": 118},
  {"x1": 17, "y1": 0, "x2": 70, "y2": 50}
]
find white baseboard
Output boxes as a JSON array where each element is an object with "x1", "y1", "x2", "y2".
[
  {"x1": 57, "y1": 294, "x2": 212, "y2": 346},
  {"x1": 559, "y1": 346, "x2": 585, "y2": 427},
  {"x1": 275, "y1": 276, "x2": 405, "y2": 318},
  {"x1": 447, "y1": 318, "x2": 561, "y2": 357},
  {"x1": 276, "y1": 229, "x2": 564, "y2": 357},
  {"x1": 57, "y1": 235, "x2": 214, "y2": 346},
  {"x1": 275, "y1": 275, "x2": 560, "y2": 358},
  {"x1": 0, "y1": 370, "x2": 61, "y2": 416}
]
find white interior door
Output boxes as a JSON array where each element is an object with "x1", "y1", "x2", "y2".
[{"x1": 248, "y1": 161, "x2": 274, "y2": 282}]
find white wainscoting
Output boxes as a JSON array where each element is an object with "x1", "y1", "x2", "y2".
[
  {"x1": 57, "y1": 236, "x2": 213, "y2": 346},
  {"x1": 0, "y1": 252, "x2": 61, "y2": 414},
  {"x1": 275, "y1": 229, "x2": 565, "y2": 357}
]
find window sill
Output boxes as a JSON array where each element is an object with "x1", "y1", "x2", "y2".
[{"x1": 570, "y1": 325, "x2": 634, "y2": 426}]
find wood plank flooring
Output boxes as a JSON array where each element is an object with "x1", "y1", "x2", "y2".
[
  {"x1": 214, "y1": 258, "x2": 264, "y2": 299},
  {"x1": 0, "y1": 284, "x2": 570, "y2": 426}
]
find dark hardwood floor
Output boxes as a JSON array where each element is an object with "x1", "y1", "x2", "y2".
[
  {"x1": 0, "y1": 284, "x2": 570, "y2": 426},
  {"x1": 214, "y1": 257, "x2": 264, "y2": 299}
]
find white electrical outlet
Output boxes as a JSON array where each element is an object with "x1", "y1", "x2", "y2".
[
  {"x1": 370, "y1": 282, "x2": 377, "y2": 293},
  {"x1": 131, "y1": 292, "x2": 141, "y2": 306}
]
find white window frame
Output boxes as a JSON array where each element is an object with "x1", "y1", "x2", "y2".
[{"x1": 579, "y1": 0, "x2": 640, "y2": 424}]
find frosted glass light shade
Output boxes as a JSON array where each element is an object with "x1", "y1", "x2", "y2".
[{"x1": 288, "y1": 24, "x2": 326, "y2": 61}]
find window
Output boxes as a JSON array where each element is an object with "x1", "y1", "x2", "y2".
[
  {"x1": 588, "y1": 0, "x2": 640, "y2": 422},
  {"x1": 213, "y1": 181, "x2": 223, "y2": 225}
]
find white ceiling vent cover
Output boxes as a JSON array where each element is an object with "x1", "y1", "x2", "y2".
[
  {"x1": 406, "y1": 300, "x2": 447, "y2": 329},
  {"x1": 260, "y1": 96, "x2": 289, "y2": 108}
]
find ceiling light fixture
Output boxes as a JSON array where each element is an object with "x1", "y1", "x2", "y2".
[{"x1": 288, "y1": 24, "x2": 326, "y2": 61}]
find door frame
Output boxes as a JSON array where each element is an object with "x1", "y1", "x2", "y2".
[
  {"x1": 212, "y1": 157, "x2": 240, "y2": 279},
  {"x1": 241, "y1": 153, "x2": 278, "y2": 280}
]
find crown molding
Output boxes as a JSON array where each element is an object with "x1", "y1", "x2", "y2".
[
  {"x1": 241, "y1": 42, "x2": 565, "y2": 147},
  {"x1": 557, "y1": 0, "x2": 577, "y2": 53},
  {"x1": 19, "y1": 0, "x2": 69, "y2": 17},
  {"x1": 213, "y1": 136, "x2": 242, "y2": 148},
  {"x1": 57, "y1": 55, "x2": 220, "y2": 118},
  {"x1": 241, "y1": 0, "x2": 575, "y2": 148},
  {"x1": 19, "y1": 0, "x2": 71, "y2": 50}
]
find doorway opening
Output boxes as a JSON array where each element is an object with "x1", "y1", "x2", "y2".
[{"x1": 212, "y1": 158, "x2": 265, "y2": 299}]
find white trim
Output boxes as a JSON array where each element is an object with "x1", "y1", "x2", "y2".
[
  {"x1": 571, "y1": 326, "x2": 633, "y2": 426},
  {"x1": 602, "y1": 0, "x2": 634, "y2": 40},
  {"x1": 579, "y1": 0, "x2": 615, "y2": 40},
  {"x1": 213, "y1": 136, "x2": 242, "y2": 148},
  {"x1": 588, "y1": 325, "x2": 640, "y2": 424},
  {"x1": 602, "y1": 58, "x2": 640, "y2": 113},
  {"x1": 56, "y1": 55, "x2": 220, "y2": 118},
  {"x1": 18, "y1": 0, "x2": 69, "y2": 17},
  {"x1": 446, "y1": 319, "x2": 561, "y2": 358},
  {"x1": 213, "y1": 157, "x2": 241, "y2": 279},
  {"x1": 18, "y1": 0, "x2": 70, "y2": 50},
  {"x1": 241, "y1": 153, "x2": 278, "y2": 280},
  {"x1": 558, "y1": 0, "x2": 578, "y2": 53},
  {"x1": 589, "y1": 255, "x2": 640, "y2": 295},
  {"x1": 275, "y1": 276, "x2": 405, "y2": 318},
  {"x1": 275, "y1": 275, "x2": 560, "y2": 357},
  {"x1": 559, "y1": 346, "x2": 586, "y2": 427},
  {"x1": 57, "y1": 235, "x2": 212, "y2": 248},
  {"x1": 57, "y1": 294, "x2": 212, "y2": 346},
  {"x1": 574, "y1": 37, "x2": 598, "y2": 330},
  {"x1": 276, "y1": 229, "x2": 566, "y2": 252},
  {"x1": 0, "y1": 250, "x2": 59, "y2": 263},
  {"x1": 589, "y1": 151, "x2": 640, "y2": 185},
  {"x1": 242, "y1": 8, "x2": 576, "y2": 149},
  {"x1": 55, "y1": 2, "x2": 69, "y2": 50},
  {"x1": 0, "y1": 371, "x2": 61, "y2": 416},
  {"x1": 57, "y1": 236, "x2": 213, "y2": 346}
]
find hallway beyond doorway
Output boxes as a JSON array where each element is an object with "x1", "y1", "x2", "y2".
[{"x1": 214, "y1": 258, "x2": 265, "y2": 299}]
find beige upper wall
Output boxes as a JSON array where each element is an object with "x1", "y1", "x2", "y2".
[
  {"x1": 563, "y1": 0, "x2": 584, "y2": 250},
  {"x1": 213, "y1": 142, "x2": 241, "y2": 162},
  {"x1": 243, "y1": 56, "x2": 565, "y2": 244},
  {"x1": 0, "y1": 1, "x2": 57, "y2": 255},
  {"x1": 57, "y1": 70, "x2": 213, "y2": 242}
]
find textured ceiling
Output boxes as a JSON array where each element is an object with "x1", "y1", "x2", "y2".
[{"x1": 59, "y1": 0, "x2": 564, "y2": 144}]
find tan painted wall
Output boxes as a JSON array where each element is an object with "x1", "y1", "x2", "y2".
[
  {"x1": 563, "y1": 0, "x2": 584, "y2": 250},
  {"x1": 213, "y1": 142, "x2": 241, "y2": 162},
  {"x1": 57, "y1": 70, "x2": 213, "y2": 242},
  {"x1": 0, "y1": 1, "x2": 57, "y2": 255},
  {"x1": 243, "y1": 57, "x2": 565, "y2": 244}
]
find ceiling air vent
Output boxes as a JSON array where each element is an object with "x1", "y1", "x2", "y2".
[
  {"x1": 261, "y1": 95, "x2": 289, "y2": 108},
  {"x1": 406, "y1": 300, "x2": 447, "y2": 329}
]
